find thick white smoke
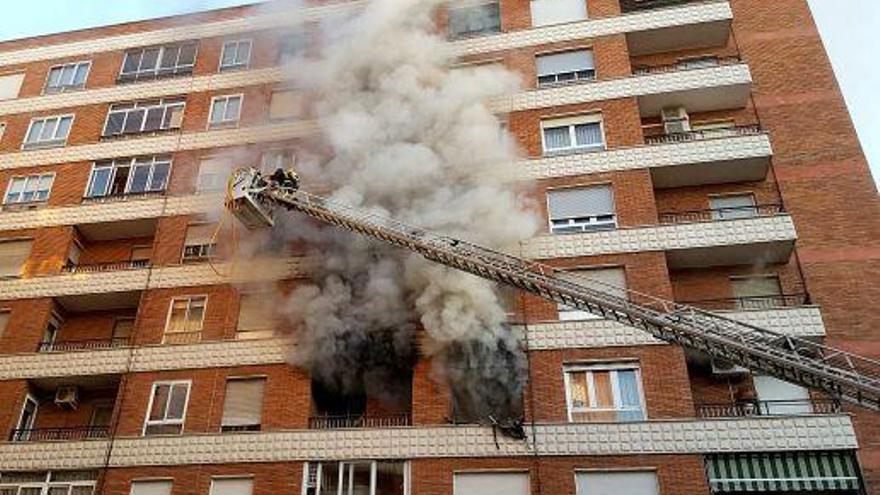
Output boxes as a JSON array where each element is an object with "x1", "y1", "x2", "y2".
[{"x1": 275, "y1": 0, "x2": 540, "y2": 421}]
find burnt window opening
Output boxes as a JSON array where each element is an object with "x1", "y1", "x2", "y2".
[{"x1": 446, "y1": 337, "x2": 526, "y2": 425}]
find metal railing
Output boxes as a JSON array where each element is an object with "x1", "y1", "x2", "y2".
[
  {"x1": 633, "y1": 56, "x2": 742, "y2": 76},
  {"x1": 38, "y1": 337, "x2": 130, "y2": 353},
  {"x1": 697, "y1": 399, "x2": 842, "y2": 418},
  {"x1": 644, "y1": 124, "x2": 762, "y2": 145},
  {"x1": 659, "y1": 204, "x2": 784, "y2": 225},
  {"x1": 62, "y1": 259, "x2": 150, "y2": 274},
  {"x1": 81, "y1": 190, "x2": 165, "y2": 204},
  {"x1": 681, "y1": 294, "x2": 808, "y2": 312},
  {"x1": 9, "y1": 426, "x2": 110, "y2": 442},
  {"x1": 620, "y1": 0, "x2": 719, "y2": 13},
  {"x1": 308, "y1": 414, "x2": 412, "y2": 430}
]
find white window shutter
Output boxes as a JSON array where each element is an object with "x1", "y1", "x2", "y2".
[
  {"x1": 536, "y1": 50, "x2": 593, "y2": 77},
  {"x1": 0, "y1": 73, "x2": 25, "y2": 101},
  {"x1": 210, "y1": 478, "x2": 254, "y2": 495},
  {"x1": 454, "y1": 473, "x2": 530, "y2": 495},
  {"x1": 221, "y1": 378, "x2": 265, "y2": 427},
  {"x1": 130, "y1": 480, "x2": 173, "y2": 495},
  {"x1": 530, "y1": 0, "x2": 587, "y2": 27},
  {"x1": 0, "y1": 240, "x2": 33, "y2": 277},
  {"x1": 547, "y1": 185, "x2": 614, "y2": 220},
  {"x1": 576, "y1": 471, "x2": 659, "y2": 495}
]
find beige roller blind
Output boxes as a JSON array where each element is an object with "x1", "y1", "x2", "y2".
[
  {"x1": 185, "y1": 224, "x2": 216, "y2": 247},
  {"x1": 130, "y1": 480, "x2": 173, "y2": 495},
  {"x1": 221, "y1": 378, "x2": 265, "y2": 427},
  {"x1": 0, "y1": 311, "x2": 9, "y2": 339},
  {"x1": 0, "y1": 240, "x2": 33, "y2": 277},
  {"x1": 237, "y1": 294, "x2": 272, "y2": 332},
  {"x1": 210, "y1": 478, "x2": 254, "y2": 495},
  {"x1": 0, "y1": 73, "x2": 25, "y2": 101},
  {"x1": 454, "y1": 472, "x2": 530, "y2": 495},
  {"x1": 269, "y1": 89, "x2": 300, "y2": 120}
]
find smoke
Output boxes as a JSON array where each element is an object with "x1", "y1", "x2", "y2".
[{"x1": 274, "y1": 0, "x2": 540, "y2": 422}]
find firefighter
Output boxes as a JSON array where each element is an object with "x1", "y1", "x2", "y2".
[{"x1": 270, "y1": 167, "x2": 300, "y2": 190}]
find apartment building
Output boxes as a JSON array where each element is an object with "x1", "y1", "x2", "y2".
[{"x1": 0, "y1": 0, "x2": 877, "y2": 494}]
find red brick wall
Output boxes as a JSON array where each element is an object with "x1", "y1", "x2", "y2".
[{"x1": 102, "y1": 462, "x2": 302, "y2": 495}]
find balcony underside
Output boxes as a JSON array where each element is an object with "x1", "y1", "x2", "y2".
[
  {"x1": 650, "y1": 154, "x2": 770, "y2": 188},
  {"x1": 638, "y1": 80, "x2": 751, "y2": 116},
  {"x1": 627, "y1": 19, "x2": 732, "y2": 56},
  {"x1": 666, "y1": 239, "x2": 795, "y2": 269}
]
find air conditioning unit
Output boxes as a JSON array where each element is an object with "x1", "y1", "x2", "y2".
[
  {"x1": 661, "y1": 106, "x2": 691, "y2": 134},
  {"x1": 54, "y1": 385, "x2": 80, "y2": 410},
  {"x1": 711, "y1": 359, "x2": 749, "y2": 376}
]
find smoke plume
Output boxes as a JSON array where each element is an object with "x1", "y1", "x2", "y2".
[{"x1": 275, "y1": 0, "x2": 539, "y2": 421}]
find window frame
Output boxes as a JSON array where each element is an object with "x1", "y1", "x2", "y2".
[
  {"x1": 574, "y1": 468, "x2": 659, "y2": 495},
  {"x1": 208, "y1": 94, "x2": 244, "y2": 129},
  {"x1": 536, "y1": 48, "x2": 596, "y2": 87},
  {"x1": 162, "y1": 295, "x2": 208, "y2": 344},
  {"x1": 16, "y1": 393, "x2": 39, "y2": 432},
  {"x1": 44, "y1": 60, "x2": 92, "y2": 94},
  {"x1": 302, "y1": 461, "x2": 412, "y2": 495},
  {"x1": 556, "y1": 265, "x2": 627, "y2": 321},
  {"x1": 181, "y1": 223, "x2": 219, "y2": 263},
  {"x1": 83, "y1": 156, "x2": 172, "y2": 199},
  {"x1": 101, "y1": 98, "x2": 186, "y2": 138},
  {"x1": 545, "y1": 182, "x2": 617, "y2": 234},
  {"x1": 540, "y1": 113, "x2": 606, "y2": 155},
  {"x1": 3, "y1": 172, "x2": 55, "y2": 206},
  {"x1": 220, "y1": 376, "x2": 267, "y2": 432},
  {"x1": 129, "y1": 478, "x2": 175, "y2": 495},
  {"x1": 447, "y1": 1, "x2": 503, "y2": 40},
  {"x1": 118, "y1": 42, "x2": 199, "y2": 82},
  {"x1": 209, "y1": 476, "x2": 255, "y2": 495},
  {"x1": 563, "y1": 361, "x2": 647, "y2": 423},
  {"x1": 219, "y1": 39, "x2": 254, "y2": 72},
  {"x1": 708, "y1": 192, "x2": 757, "y2": 220},
  {"x1": 530, "y1": 0, "x2": 589, "y2": 27},
  {"x1": 22, "y1": 114, "x2": 75, "y2": 149},
  {"x1": 142, "y1": 380, "x2": 192, "y2": 436}
]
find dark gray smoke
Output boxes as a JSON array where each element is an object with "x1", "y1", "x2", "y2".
[{"x1": 274, "y1": 0, "x2": 539, "y2": 422}]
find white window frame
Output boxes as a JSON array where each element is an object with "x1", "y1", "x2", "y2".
[
  {"x1": 546, "y1": 182, "x2": 617, "y2": 234},
  {"x1": 119, "y1": 42, "x2": 199, "y2": 82},
  {"x1": 4, "y1": 172, "x2": 55, "y2": 206},
  {"x1": 102, "y1": 98, "x2": 186, "y2": 138},
  {"x1": 541, "y1": 113, "x2": 606, "y2": 154},
  {"x1": 16, "y1": 393, "x2": 39, "y2": 432},
  {"x1": 142, "y1": 380, "x2": 192, "y2": 436},
  {"x1": 84, "y1": 156, "x2": 172, "y2": 199},
  {"x1": 22, "y1": 114, "x2": 74, "y2": 149},
  {"x1": 0, "y1": 122, "x2": 6, "y2": 142},
  {"x1": 44, "y1": 60, "x2": 91, "y2": 94},
  {"x1": 163, "y1": 295, "x2": 208, "y2": 343},
  {"x1": 563, "y1": 362, "x2": 646, "y2": 423},
  {"x1": 208, "y1": 94, "x2": 244, "y2": 129},
  {"x1": 536, "y1": 48, "x2": 596, "y2": 86},
  {"x1": 182, "y1": 223, "x2": 218, "y2": 263},
  {"x1": 0, "y1": 471, "x2": 98, "y2": 495},
  {"x1": 219, "y1": 39, "x2": 253, "y2": 71},
  {"x1": 301, "y1": 461, "x2": 411, "y2": 495},
  {"x1": 574, "y1": 468, "x2": 659, "y2": 495}
]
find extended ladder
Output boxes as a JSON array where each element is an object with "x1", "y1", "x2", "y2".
[{"x1": 228, "y1": 169, "x2": 880, "y2": 412}]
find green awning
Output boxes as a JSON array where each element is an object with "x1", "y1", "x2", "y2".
[{"x1": 706, "y1": 451, "x2": 861, "y2": 492}]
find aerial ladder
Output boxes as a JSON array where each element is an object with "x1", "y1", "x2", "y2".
[{"x1": 227, "y1": 167, "x2": 880, "y2": 413}]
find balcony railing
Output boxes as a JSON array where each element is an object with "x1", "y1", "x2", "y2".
[
  {"x1": 644, "y1": 124, "x2": 762, "y2": 145},
  {"x1": 659, "y1": 204, "x2": 784, "y2": 225},
  {"x1": 81, "y1": 190, "x2": 165, "y2": 204},
  {"x1": 680, "y1": 293, "x2": 808, "y2": 311},
  {"x1": 308, "y1": 414, "x2": 412, "y2": 430},
  {"x1": 9, "y1": 426, "x2": 110, "y2": 442},
  {"x1": 633, "y1": 56, "x2": 742, "y2": 76},
  {"x1": 38, "y1": 337, "x2": 130, "y2": 353},
  {"x1": 621, "y1": 0, "x2": 721, "y2": 14},
  {"x1": 697, "y1": 399, "x2": 842, "y2": 418},
  {"x1": 62, "y1": 259, "x2": 151, "y2": 274}
]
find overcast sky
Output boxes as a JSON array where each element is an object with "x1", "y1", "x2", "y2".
[{"x1": 0, "y1": 0, "x2": 876, "y2": 187}]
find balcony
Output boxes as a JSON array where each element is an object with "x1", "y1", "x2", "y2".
[
  {"x1": 308, "y1": 414, "x2": 412, "y2": 430},
  {"x1": 681, "y1": 293, "x2": 807, "y2": 312},
  {"x1": 621, "y1": 0, "x2": 710, "y2": 12},
  {"x1": 37, "y1": 337, "x2": 130, "y2": 353},
  {"x1": 659, "y1": 203, "x2": 784, "y2": 225},
  {"x1": 81, "y1": 190, "x2": 165, "y2": 205},
  {"x1": 697, "y1": 398, "x2": 843, "y2": 418},
  {"x1": 634, "y1": 58, "x2": 752, "y2": 116},
  {"x1": 9, "y1": 426, "x2": 109, "y2": 442},
  {"x1": 62, "y1": 259, "x2": 150, "y2": 275},
  {"x1": 624, "y1": 1, "x2": 732, "y2": 56}
]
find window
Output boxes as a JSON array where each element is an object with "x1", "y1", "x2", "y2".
[
  {"x1": 564, "y1": 363, "x2": 645, "y2": 422},
  {"x1": 89, "y1": 402, "x2": 114, "y2": 428},
  {"x1": 0, "y1": 471, "x2": 98, "y2": 495},
  {"x1": 676, "y1": 55, "x2": 720, "y2": 70},
  {"x1": 182, "y1": 224, "x2": 217, "y2": 262},
  {"x1": 0, "y1": 239, "x2": 33, "y2": 278},
  {"x1": 237, "y1": 293, "x2": 275, "y2": 340},
  {"x1": 221, "y1": 378, "x2": 265, "y2": 432},
  {"x1": 209, "y1": 95, "x2": 243, "y2": 128},
  {"x1": 85, "y1": 156, "x2": 171, "y2": 199},
  {"x1": 16, "y1": 394, "x2": 38, "y2": 433},
  {"x1": 0, "y1": 122, "x2": 6, "y2": 142},
  {"x1": 278, "y1": 33, "x2": 307, "y2": 65},
  {"x1": 448, "y1": 2, "x2": 501, "y2": 39},
  {"x1": 269, "y1": 89, "x2": 300, "y2": 121},
  {"x1": 4, "y1": 173, "x2": 54, "y2": 207},
  {"x1": 130, "y1": 480, "x2": 173, "y2": 495},
  {"x1": 220, "y1": 40, "x2": 253, "y2": 71},
  {"x1": 23, "y1": 115, "x2": 73, "y2": 149},
  {"x1": 210, "y1": 478, "x2": 253, "y2": 495},
  {"x1": 0, "y1": 310, "x2": 9, "y2": 340},
  {"x1": 130, "y1": 246, "x2": 152, "y2": 263},
  {"x1": 103, "y1": 98, "x2": 185, "y2": 137},
  {"x1": 557, "y1": 267, "x2": 626, "y2": 321},
  {"x1": 45, "y1": 61, "x2": 90, "y2": 93},
  {"x1": 575, "y1": 471, "x2": 658, "y2": 495},
  {"x1": 453, "y1": 472, "x2": 529, "y2": 495},
  {"x1": 119, "y1": 42, "x2": 197, "y2": 82},
  {"x1": 547, "y1": 184, "x2": 615, "y2": 234},
  {"x1": 197, "y1": 156, "x2": 232, "y2": 192},
  {"x1": 260, "y1": 148, "x2": 296, "y2": 173},
  {"x1": 143, "y1": 381, "x2": 190, "y2": 435},
  {"x1": 541, "y1": 114, "x2": 604, "y2": 154},
  {"x1": 731, "y1": 275, "x2": 783, "y2": 309},
  {"x1": 112, "y1": 317, "x2": 135, "y2": 342},
  {"x1": 530, "y1": 0, "x2": 587, "y2": 27},
  {"x1": 753, "y1": 375, "x2": 813, "y2": 415},
  {"x1": 304, "y1": 461, "x2": 407, "y2": 495},
  {"x1": 163, "y1": 296, "x2": 206, "y2": 344},
  {"x1": 0, "y1": 72, "x2": 25, "y2": 101},
  {"x1": 709, "y1": 193, "x2": 757, "y2": 220},
  {"x1": 537, "y1": 50, "x2": 595, "y2": 86}
]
